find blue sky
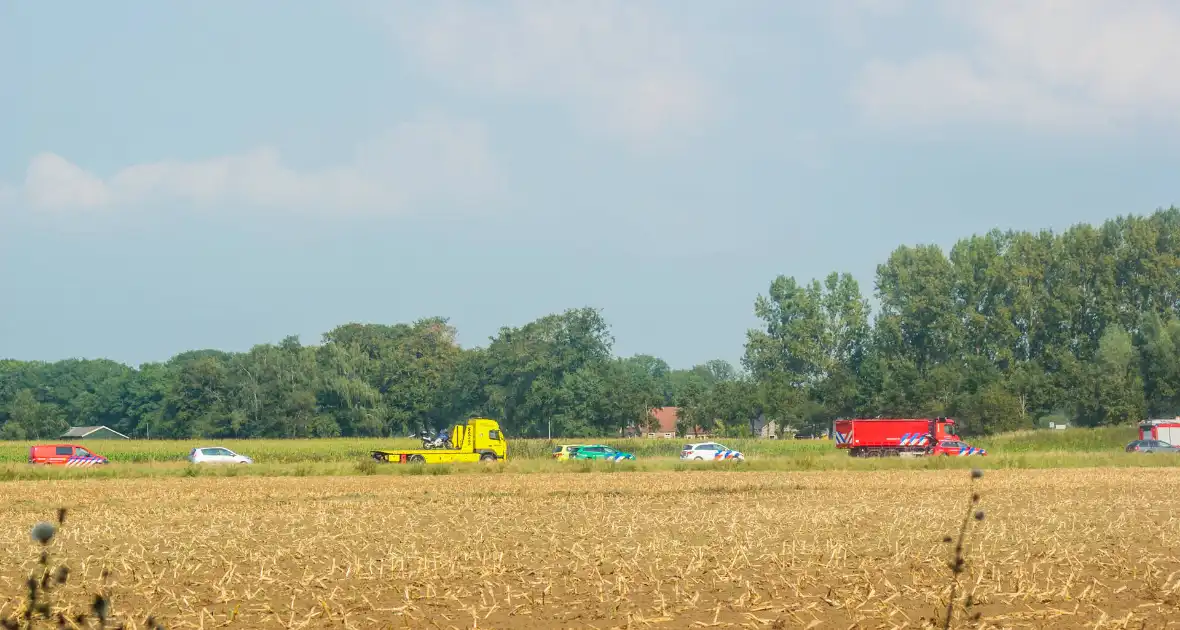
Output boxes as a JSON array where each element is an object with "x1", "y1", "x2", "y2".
[{"x1": 2, "y1": 0, "x2": 1179, "y2": 370}]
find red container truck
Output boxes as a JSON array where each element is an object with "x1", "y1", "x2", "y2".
[{"x1": 832, "y1": 417, "x2": 986, "y2": 457}]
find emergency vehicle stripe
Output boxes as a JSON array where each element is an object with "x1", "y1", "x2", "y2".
[{"x1": 901, "y1": 433, "x2": 932, "y2": 446}]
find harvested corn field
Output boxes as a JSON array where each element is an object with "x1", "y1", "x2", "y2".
[{"x1": 0, "y1": 469, "x2": 1176, "y2": 629}]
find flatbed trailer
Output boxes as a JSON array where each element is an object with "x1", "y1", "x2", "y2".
[{"x1": 371, "y1": 417, "x2": 507, "y2": 464}]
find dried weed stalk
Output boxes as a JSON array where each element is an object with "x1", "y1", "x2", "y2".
[
  {"x1": 1, "y1": 508, "x2": 166, "y2": 630},
  {"x1": 941, "y1": 468, "x2": 985, "y2": 629}
]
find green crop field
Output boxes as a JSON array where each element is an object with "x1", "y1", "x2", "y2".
[
  {"x1": 0, "y1": 424, "x2": 1161, "y2": 482},
  {"x1": 0, "y1": 424, "x2": 1139, "y2": 464},
  {"x1": 0, "y1": 434, "x2": 838, "y2": 464}
]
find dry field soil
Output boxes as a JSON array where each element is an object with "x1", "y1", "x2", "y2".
[{"x1": 0, "y1": 468, "x2": 1176, "y2": 629}]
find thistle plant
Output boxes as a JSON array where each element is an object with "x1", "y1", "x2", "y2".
[
  {"x1": 941, "y1": 468, "x2": 986, "y2": 629},
  {"x1": 1, "y1": 508, "x2": 166, "y2": 630}
]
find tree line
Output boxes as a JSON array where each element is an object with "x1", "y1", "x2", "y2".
[{"x1": 4, "y1": 208, "x2": 1180, "y2": 440}]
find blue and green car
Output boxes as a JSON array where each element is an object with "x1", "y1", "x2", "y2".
[{"x1": 569, "y1": 444, "x2": 636, "y2": 462}]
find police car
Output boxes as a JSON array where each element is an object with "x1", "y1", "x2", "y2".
[{"x1": 680, "y1": 442, "x2": 745, "y2": 461}]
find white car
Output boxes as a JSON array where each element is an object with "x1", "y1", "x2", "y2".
[
  {"x1": 187, "y1": 446, "x2": 253, "y2": 464},
  {"x1": 680, "y1": 442, "x2": 745, "y2": 461}
]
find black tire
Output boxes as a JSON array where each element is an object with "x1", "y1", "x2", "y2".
[
  {"x1": 408, "y1": 454, "x2": 426, "y2": 464},
  {"x1": 479, "y1": 452, "x2": 496, "y2": 462}
]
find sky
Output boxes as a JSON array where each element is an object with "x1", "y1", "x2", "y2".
[{"x1": 2, "y1": 0, "x2": 1180, "y2": 370}]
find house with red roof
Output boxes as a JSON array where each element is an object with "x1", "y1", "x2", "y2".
[{"x1": 623, "y1": 407, "x2": 712, "y2": 439}]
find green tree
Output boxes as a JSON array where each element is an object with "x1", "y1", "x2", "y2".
[
  {"x1": 482, "y1": 307, "x2": 613, "y2": 437},
  {"x1": 1074, "y1": 325, "x2": 1146, "y2": 426},
  {"x1": 875, "y1": 244, "x2": 960, "y2": 376},
  {"x1": 4, "y1": 389, "x2": 67, "y2": 439}
]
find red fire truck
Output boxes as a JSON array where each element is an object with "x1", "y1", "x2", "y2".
[
  {"x1": 832, "y1": 417, "x2": 987, "y2": 457},
  {"x1": 1139, "y1": 418, "x2": 1180, "y2": 444}
]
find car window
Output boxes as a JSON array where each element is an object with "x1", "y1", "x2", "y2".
[
  {"x1": 1160, "y1": 441, "x2": 1173, "y2": 447},
  {"x1": 76, "y1": 448, "x2": 93, "y2": 458},
  {"x1": 55, "y1": 446, "x2": 73, "y2": 456},
  {"x1": 488, "y1": 429, "x2": 501, "y2": 441},
  {"x1": 201, "y1": 448, "x2": 218, "y2": 456}
]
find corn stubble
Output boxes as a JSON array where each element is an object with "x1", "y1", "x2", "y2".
[{"x1": 0, "y1": 469, "x2": 1175, "y2": 628}]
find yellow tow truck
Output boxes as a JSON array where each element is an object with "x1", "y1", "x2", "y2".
[{"x1": 370, "y1": 417, "x2": 508, "y2": 464}]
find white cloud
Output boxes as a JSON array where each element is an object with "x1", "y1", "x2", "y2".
[
  {"x1": 378, "y1": 0, "x2": 715, "y2": 147},
  {"x1": 10, "y1": 114, "x2": 500, "y2": 213},
  {"x1": 852, "y1": 0, "x2": 1180, "y2": 130}
]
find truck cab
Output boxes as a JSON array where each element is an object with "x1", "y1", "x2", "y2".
[
  {"x1": 1139, "y1": 418, "x2": 1180, "y2": 444},
  {"x1": 932, "y1": 417, "x2": 960, "y2": 442}
]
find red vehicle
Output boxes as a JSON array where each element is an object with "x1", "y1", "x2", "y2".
[
  {"x1": 1139, "y1": 418, "x2": 1180, "y2": 444},
  {"x1": 832, "y1": 417, "x2": 987, "y2": 457},
  {"x1": 28, "y1": 444, "x2": 109, "y2": 466}
]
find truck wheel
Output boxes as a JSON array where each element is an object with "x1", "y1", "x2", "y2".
[
  {"x1": 408, "y1": 454, "x2": 425, "y2": 464},
  {"x1": 479, "y1": 452, "x2": 496, "y2": 462}
]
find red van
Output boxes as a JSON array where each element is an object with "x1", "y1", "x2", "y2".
[{"x1": 28, "y1": 444, "x2": 110, "y2": 466}]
